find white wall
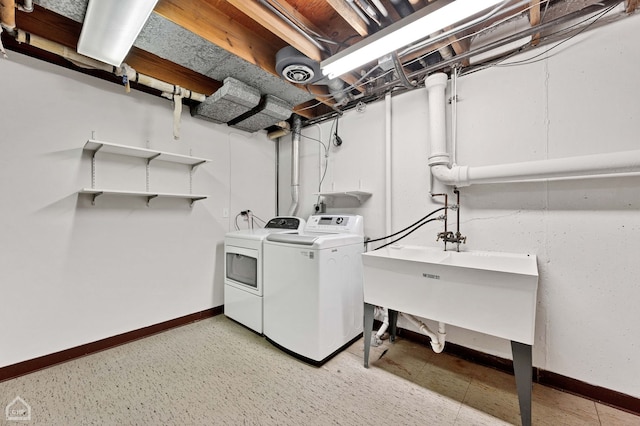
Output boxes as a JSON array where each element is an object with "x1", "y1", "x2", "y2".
[
  {"x1": 279, "y1": 13, "x2": 640, "y2": 398},
  {"x1": 0, "y1": 52, "x2": 276, "y2": 367}
]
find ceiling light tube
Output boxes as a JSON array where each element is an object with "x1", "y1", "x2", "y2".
[
  {"x1": 77, "y1": 0, "x2": 159, "y2": 66},
  {"x1": 321, "y1": 0, "x2": 505, "y2": 78}
]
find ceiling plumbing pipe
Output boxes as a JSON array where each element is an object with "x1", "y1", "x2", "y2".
[
  {"x1": 258, "y1": 0, "x2": 326, "y2": 52},
  {"x1": 424, "y1": 72, "x2": 640, "y2": 186},
  {"x1": 288, "y1": 114, "x2": 302, "y2": 216},
  {"x1": 15, "y1": 31, "x2": 206, "y2": 102},
  {"x1": 401, "y1": 313, "x2": 445, "y2": 353},
  {"x1": 346, "y1": 0, "x2": 372, "y2": 26},
  {"x1": 14, "y1": 30, "x2": 207, "y2": 140},
  {"x1": 354, "y1": 0, "x2": 382, "y2": 27},
  {"x1": 370, "y1": 0, "x2": 389, "y2": 17},
  {"x1": 18, "y1": 0, "x2": 32, "y2": 12},
  {"x1": 327, "y1": 78, "x2": 348, "y2": 106},
  {"x1": 389, "y1": 0, "x2": 414, "y2": 18}
]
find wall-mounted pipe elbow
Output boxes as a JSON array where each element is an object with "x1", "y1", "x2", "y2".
[
  {"x1": 426, "y1": 71, "x2": 640, "y2": 186},
  {"x1": 431, "y1": 164, "x2": 470, "y2": 187}
]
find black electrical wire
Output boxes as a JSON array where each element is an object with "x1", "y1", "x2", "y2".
[
  {"x1": 366, "y1": 207, "x2": 446, "y2": 244},
  {"x1": 252, "y1": 213, "x2": 268, "y2": 226},
  {"x1": 469, "y1": 3, "x2": 618, "y2": 73},
  {"x1": 374, "y1": 217, "x2": 441, "y2": 251}
]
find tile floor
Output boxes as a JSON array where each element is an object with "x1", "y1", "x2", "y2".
[{"x1": 0, "y1": 316, "x2": 638, "y2": 425}]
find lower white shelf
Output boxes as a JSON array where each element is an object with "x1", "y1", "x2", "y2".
[
  {"x1": 80, "y1": 188, "x2": 208, "y2": 206},
  {"x1": 314, "y1": 191, "x2": 372, "y2": 203}
]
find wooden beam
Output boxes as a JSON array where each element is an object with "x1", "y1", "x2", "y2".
[
  {"x1": 155, "y1": 0, "x2": 283, "y2": 74},
  {"x1": 263, "y1": 0, "x2": 327, "y2": 40},
  {"x1": 226, "y1": 0, "x2": 323, "y2": 62},
  {"x1": 529, "y1": 0, "x2": 542, "y2": 46},
  {"x1": 15, "y1": 5, "x2": 222, "y2": 96},
  {"x1": 326, "y1": 0, "x2": 369, "y2": 36}
]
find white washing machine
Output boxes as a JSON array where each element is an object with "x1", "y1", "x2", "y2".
[
  {"x1": 263, "y1": 214, "x2": 364, "y2": 364},
  {"x1": 224, "y1": 216, "x2": 305, "y2": 334}
]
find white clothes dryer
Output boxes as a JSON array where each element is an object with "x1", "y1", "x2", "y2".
[
  {"x1": 224, "y1": 216, "x2": 305, "y2": 333},
  {"x1": 263, "y1": 214, "x2": 364, "y2": 364}
]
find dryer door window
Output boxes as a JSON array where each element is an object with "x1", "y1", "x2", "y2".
[{"x1": 226, "y1": 251, "x2": 258, "y2": 288}]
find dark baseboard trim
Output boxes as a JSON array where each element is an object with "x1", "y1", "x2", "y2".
[
  {"x1": 0, "y1": 306, "x2": 223, "y2": 383},
  {"x1": 394, "y1": 326, "x2": 639, "y2": 416}
]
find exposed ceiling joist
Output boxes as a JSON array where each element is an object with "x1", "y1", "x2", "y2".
[
  {"x1": 155, "y1": 0, "x2": 283, "y2": 74},
  {"x1": 226, "y1": 0, "x2": 323, "y2": 62},
  {"x1": 530, "y1": 0, "x2": 542, "y2": 46},
  {"x1": 325, "y1": 0, "x2": 370, "y2": 36},
  {"x1": 4, "y1": 0, "x2": 634, "y2": 126},
  {"x1": 263, "y1": 0, "x2": 328, "y2": 41}
]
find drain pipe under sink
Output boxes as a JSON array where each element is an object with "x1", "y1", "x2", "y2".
[{"x1": 401, "y1": 313, "x2": 446, "y2": 353}]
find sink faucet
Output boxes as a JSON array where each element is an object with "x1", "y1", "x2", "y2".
[{"x1": 437, "y1": 230, "x2": 467, "y2": 251}]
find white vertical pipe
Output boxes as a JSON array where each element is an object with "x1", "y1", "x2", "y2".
[
  {"x1": 425, "y1": 73, "x2": 450, "y2": 167},
  {"x1": 288, "y1": 115, "x2": 301, "y2": 216},
  {"x1": 385, "y1": 92, "x2": 392, "y2": 235},
  {"x1": 425, "y1": 71, "x2": 640, "y2": 186}
]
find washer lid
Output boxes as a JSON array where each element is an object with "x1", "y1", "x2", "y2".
[{"x1": 266, "y1": 233, "x2": 363, "y2": 249}]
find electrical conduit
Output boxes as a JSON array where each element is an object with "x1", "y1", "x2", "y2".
[{"x1": 425, "y1": 72, "x2": 640, "y2": 186}]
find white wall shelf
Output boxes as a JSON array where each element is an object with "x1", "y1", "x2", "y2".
[
  {"x1": 314, "y1": 191, "x2": 372, "y2": 204},
  {"x1": 81, "y1": 139, "x2": 210, "y2": 207},
  {"x1": 80, "y1": 188, "x2": 208, "y2": 207},
  {"x1": 83, "y1": 139, "x2": 209, "y2": 166}
]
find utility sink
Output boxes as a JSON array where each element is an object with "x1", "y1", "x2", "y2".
[{"x1": 362, "y1": 245, "x2": 539, "y2": 344}]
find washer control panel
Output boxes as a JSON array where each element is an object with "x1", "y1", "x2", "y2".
[
  {"x1": 265, "y1": 216, "x2": 305, "y2": 230},
  {"x1": 305, "y1": 215, "x2": 364, "y2": 235}
]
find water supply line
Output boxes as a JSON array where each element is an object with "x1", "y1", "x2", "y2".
[
  {"x1": 401, "y1": 313, "x2": 446, "y2": 353},
  {"x1": 13, "y1": 30, "x2": 206, "y2": 140},
  {"x1": 287, "y1": 115, "x2": 301, "y2": 216},
  {"x1": 424, "y1": 72, "x2": 640, "y2": 186},
  {"x1": 17, "y1": 0, "x2": 32, "y2": 13}
]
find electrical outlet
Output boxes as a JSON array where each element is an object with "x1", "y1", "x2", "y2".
[
  {"x1": 314, "y1": 202, "x2": 326, "y2": 213},
  {"x1": 222, "y1": 208, "x2": 229, "y2": 218}
]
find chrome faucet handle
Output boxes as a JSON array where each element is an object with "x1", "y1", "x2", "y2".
[{"x1": 437, "y1": 231, "x2": 454, "y2": 242}]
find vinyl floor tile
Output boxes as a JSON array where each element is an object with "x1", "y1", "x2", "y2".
[
  {"x1": 596, "y1": 402, "x2": 640, "y2": 426},
  {"x1": 1, "y1": 316, "x2": 637, "y2": 426}
]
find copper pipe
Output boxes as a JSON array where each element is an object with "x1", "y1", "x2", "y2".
[
  {"x1": 0, "y1": 0, "x2": 16, "y2": 32},
  {"x1": 431, "y1": 193, "x2": 448, "y2": 250}
]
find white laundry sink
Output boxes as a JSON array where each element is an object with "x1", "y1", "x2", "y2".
[{"x1": 362, "y1": 245, "x2": 539, "y2": 344}]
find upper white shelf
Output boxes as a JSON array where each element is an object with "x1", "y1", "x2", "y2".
[
  {"x1": 84, "y1": 139, "x2": 210, "y2": 166},
  {"x1": 79, "y1": 188, "x2": 208, "y2": 206},
  {"x1": 315, "y1": 191, "x2": 372, "y2": 203}
]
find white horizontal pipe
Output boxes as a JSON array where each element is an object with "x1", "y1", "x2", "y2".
[
  {"x1": 16, "y1": 30, "x2": 206, "y2": 103},
  {"x1": 425, "y1": 72, "x2": 640, "y2": 186},
  {"x1": 469, "y1": 150, "x2": 640, "y2": 184}
]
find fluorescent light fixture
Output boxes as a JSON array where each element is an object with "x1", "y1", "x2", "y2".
[
  {"x1": 321, "y1": 0, "x2": 504, "y2": 78},
  {"x1": 77, "y1": 0, "x2": 159, "y2": 66}
]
